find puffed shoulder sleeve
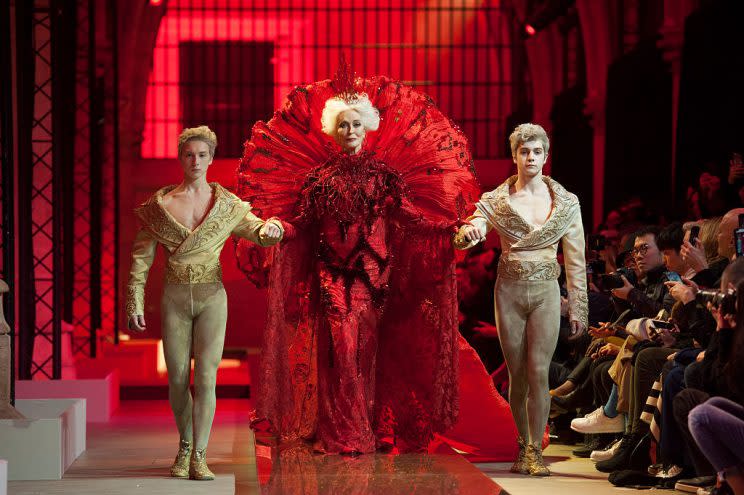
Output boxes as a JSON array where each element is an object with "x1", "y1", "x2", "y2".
[
  {"x1": 125, "y1": 228, "x2": 158, "y2": 316},
  {"x1": 561, "y1": 203, "x2": 588, "y2": 327},
  {"x1": 231, "y1": 202, "x2": 284, "y2": 247}
]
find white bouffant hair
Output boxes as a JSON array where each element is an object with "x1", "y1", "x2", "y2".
[{"x1": 320, "y1": 95, "x2": 380, "y2": 136}]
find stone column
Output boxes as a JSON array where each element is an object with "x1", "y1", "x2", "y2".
[
  {"x1": 0, "y1": 280, "x2": 24, "y2": 419},
  {"x1": 576, "y1": 0, "x2": 614, "y2": 228},
  {"x1": 658, "y1": 0, "x2": 699, "y2": 202},
  {"x1": 584, "y1": 96, "x2": 606, "y2": 229}
]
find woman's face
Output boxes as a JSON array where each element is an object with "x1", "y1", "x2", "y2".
[
  {"x1": 334, "y1": 109, "x2": 365, "y2": 154},
  {"x1": 179, "y1": 139, "x2": 213, "y2": 181}
]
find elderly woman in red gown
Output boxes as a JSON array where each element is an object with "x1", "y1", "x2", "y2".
[{"x1": 236, "y1": 63, "x2": 516, "y2": 456}]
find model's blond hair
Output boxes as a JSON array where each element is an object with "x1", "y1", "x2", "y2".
[
  {"x1": 178, "y1": 125, "x2": 217, "y2": 158},
  {"x1": 509, "y1": 123, "x2": 550, "y2": 159}
]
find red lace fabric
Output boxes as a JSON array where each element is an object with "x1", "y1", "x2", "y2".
[{"x1": 236, "y1": 76, "x2": 481, "y2": 453}]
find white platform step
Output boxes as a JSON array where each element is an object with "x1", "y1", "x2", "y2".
[
  {"x1": 0, "y1": 459, "x2": 6, "y2": 495},
  {"x1": 0, "y1": 399, "x2": 86, "y2": 480},
  {"x1": 7, "y1": 475, "x2": 235, "y2": 494},
  {"x1": 16, "y1": 369, "x2": 120, "y2": 422}
]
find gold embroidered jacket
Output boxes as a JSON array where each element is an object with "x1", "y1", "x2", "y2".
[
  {"x1": 125, "y1": 183, "x2": 283, "y2": 316},
  {"x1": 456, "y1": 175, "x2": 588, "y2": 327}
]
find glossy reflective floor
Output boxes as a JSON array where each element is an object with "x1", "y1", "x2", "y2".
[
  {"x1": 7, "y1": 399, "x2": 503, "y2": 495},
  {"x1": 255, "y1": 443, "x2": 504, "y2": 494}
]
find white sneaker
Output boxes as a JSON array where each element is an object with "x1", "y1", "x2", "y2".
[
  {"x1": 589, "y1": 437, "x2": 622, "y2": 462},
  {"x1": 570, "y1": 407, "x2": 625, "y2": 434},
  {"x1": 655, "y1": 464, "x2": 683, "y2": 478},
  {"x1": 647, "y1": 463, "x2": 663, "y2": 476}
]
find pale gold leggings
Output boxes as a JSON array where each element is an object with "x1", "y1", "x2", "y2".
[
  {"x1": 161, "y1": 282, "x2": 227, "y2": 450},
  {"x1": 494, "y1": 278, "x2": 560, "y2": 448}
]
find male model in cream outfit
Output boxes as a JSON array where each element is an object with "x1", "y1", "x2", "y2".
[
  {"x1": 455, "y1": 123, "x2": 588, "y2": 475},
  {"x1": 126, "y1": 126, "x2": 283, "y2": 480}
]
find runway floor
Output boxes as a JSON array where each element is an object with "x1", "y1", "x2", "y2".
[{"x1": 7, "y1": 399, "x2": 634, "y2": 494}]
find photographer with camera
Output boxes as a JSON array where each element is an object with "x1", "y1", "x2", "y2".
[
  {"x1": 556, "y1": 228, "x2": 671, "y2": 400},
  {"x1": 587, "y1": 228, "x2": 692, "y2": 475},
  {"x1": 608, "y1": 226, "x2": 676, "y2": 320},
  {"x1": 688, "y1": 281, "x2": 744, "y2": 495},
  {"x1": 654, "y1": 215, "x2": 744, "y2": 490},
  {"x1": 666, "y1": 209, "x2": 744, "y2": 386},
  {"x1": 669, "y1": 258, "x2": 744, "y2": 494}
]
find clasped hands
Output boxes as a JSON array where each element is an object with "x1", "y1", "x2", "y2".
[
  {"x1": 458, "y1": 222, "x2": 487, "y2": 244},
  {"x1": 259, "y1": 220, "x2": 283, "y2": 242}
]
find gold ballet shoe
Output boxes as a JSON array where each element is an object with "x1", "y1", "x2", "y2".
[
  {"x1": 526, "y1": 444, "x2": 551, "y2": 476},
  {"x1": 509, "y1": 437, "x2": 529, "y2": 474},
  {"x1": 169, "y1": 439, "x2": 192, "y2": 478},
  {"x1": 189, "y1": 448, "x2": 215, "y2": 481}
]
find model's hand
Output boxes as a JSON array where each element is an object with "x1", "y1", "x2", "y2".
[
  {"x1": 461, "y1": 223, "x2": 486, "y2": 244},
  {"x1": 680, "y1": 240, "x2": 708, "y2": 272},
  {"x1": 610, "y1": 275, "x2": 633, "y2": 300},
  {"x1": 128, "y1": 314, "x2": 146, "y2": 332},
  {"x1": 260, "y1": 221, "x2": 282, "y2": 241},
  {"x1": 568, "y1": 320, "x2": 586, "y2": 340}
]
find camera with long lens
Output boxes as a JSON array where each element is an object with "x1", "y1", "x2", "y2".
[
  {"x1": 697, "y1": 288, "x2": 737, "y2": 316},
  {"x1": 600, "y1": 266, "x2": 638, "y2": 290}
]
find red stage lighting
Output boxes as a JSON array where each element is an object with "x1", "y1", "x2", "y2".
[
  {"x1": 149, "y1": 0, "x2": 163, "y2": 6},
  {"x1": 524, "y1": 24, "x2": 536, "y2": 37}
]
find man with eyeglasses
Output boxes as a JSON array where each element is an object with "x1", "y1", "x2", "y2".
[
  {"x1": 586, "y1": 226, "x2": 680, "y2": 475},
  {"x1": 609, "y1": 226, "x2": 675, "y2": 319}
]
